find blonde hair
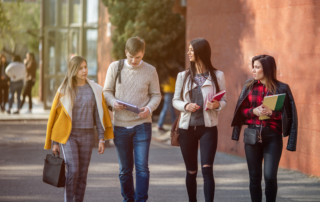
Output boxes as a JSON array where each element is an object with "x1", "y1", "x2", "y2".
[{"x1": 57, "y1": 56, "x2": 87, "y2": 110}]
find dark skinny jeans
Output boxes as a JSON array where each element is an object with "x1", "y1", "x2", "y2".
[
  {"x1": 245, "y1": 126, "x2": 283, "y2": 202},
  {"x1": 20, "y1": 80, "x2": 35, "y2": 110},
  {"x1": 179, "y1": 125, "x2": 218, "y2": 202}
]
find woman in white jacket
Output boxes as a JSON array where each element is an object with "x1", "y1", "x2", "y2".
[{"x1": 173, "y1": 38, "x2": 227, "y2": 202}]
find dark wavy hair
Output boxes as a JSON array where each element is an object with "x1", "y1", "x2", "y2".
[
  {"x1": 246, "y1": 55, "x2": 279, "y2": 94},
  {"x1": 181, "y1": 38, "x2": 220, "y2": 99}
]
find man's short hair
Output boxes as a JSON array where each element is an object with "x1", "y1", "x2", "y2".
[
  {"x1": 13, "y1": 55, "x2": 22, "y2": 62},
  {"x1": 125, "y1": 37, "x2": 145, "y2": 55}
]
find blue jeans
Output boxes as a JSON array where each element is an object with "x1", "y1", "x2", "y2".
[
  {"x1": 114, "y1": 123, "x2": 152, "y2": 202},
  {"x1": 8, "y1": 80, "x2": 23, "y2": 109},
  {"x1": 157, "y1": 93, "x2": 176, "y2": 127}
]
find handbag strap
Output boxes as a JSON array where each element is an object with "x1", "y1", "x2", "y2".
[{"x1": 175, "y1": 115, "x2": 181, "y2": 131}]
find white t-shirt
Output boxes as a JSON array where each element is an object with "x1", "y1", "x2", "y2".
[{"x1": 5, "y1": 62, "x2": 26, "y2": 82}]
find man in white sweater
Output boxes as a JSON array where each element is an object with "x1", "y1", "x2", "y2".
[
  {"x1": 5, "y1": 55, "x2": 26, "y2": 114},
  {"x1": 103, "y1": 37, "x2": 161, "y2": 202}
]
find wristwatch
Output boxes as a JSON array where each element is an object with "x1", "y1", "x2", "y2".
[{"x1": 99, "y1": 140, "x2": 106, "y2": 143}]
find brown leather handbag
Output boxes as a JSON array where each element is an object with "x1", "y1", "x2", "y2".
[{"x1": 170, "y1": 115, "x2": 181, "y2": 146}]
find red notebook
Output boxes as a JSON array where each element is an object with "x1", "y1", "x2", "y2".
[{"x1": 205, "y1": 90, "x2": 226, "y2": 111}]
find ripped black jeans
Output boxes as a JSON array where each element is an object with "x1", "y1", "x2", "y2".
[{"x1": 179, "y1": 125, "x2": 218, "y2": 202}]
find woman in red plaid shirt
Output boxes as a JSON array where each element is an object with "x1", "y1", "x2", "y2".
[{"x1": 231, "y1": 55, "x2": 298, "y2": 202}]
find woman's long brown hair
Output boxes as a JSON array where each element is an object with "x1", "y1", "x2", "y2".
[
  {"x1": 181, "y1": 38, "x2": 220, "y2": 99},
  {"x1": 246, "y1": 55, "x2": 279, "y2": 94}
]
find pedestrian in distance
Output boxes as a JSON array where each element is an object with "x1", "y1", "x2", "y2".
[
  {"x1": 44, "y1": 56, "x2": 114, "y2": 202},
  {"x1": 0, "y1": 54, "x2": 9, "y2": 113},
  {"x1": 103, "y1": 36, "x2": 161, "y2": 202},
  {"x1": 231, "y1": 55, "x2": 298, "y2": 202},
  {"x1": 173, "y1": 38, "x2": 227, "y2": 202},
  {"x1": 5, "y1": 55, "x2": 26, "y2": 114},
  {"x1": 20, "y1": 52, "x2": 37, "y2": 113},
  {"x1": 157, "y1": 67, "x2": 179, "y2": 132}
]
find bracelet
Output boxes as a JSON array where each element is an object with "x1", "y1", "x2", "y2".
[{"x1": 99, "y1": 140, "x2": 105, "y2": 143}]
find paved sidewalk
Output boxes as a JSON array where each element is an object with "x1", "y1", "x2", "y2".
[
  {"x1": 0, "y1": 98, "x2": 50, "y2": 121},
  {"x1": 0, "y1": 122, "x2": 319, "y2": 202}
]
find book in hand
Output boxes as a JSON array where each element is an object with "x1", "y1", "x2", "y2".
[
  {"x1": 259, "y1": 93, "x2": 286, "y2": 120},
  {"x1": 116, "y1": 100, "x2": 141, "y2": 114},
  {"x1": 205, "y1": 90, "x2": 226, "y2": 111}
]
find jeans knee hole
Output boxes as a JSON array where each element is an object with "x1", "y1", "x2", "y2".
[{"x1": 188, "y1": 170, "x2": 197, "y2": 174}]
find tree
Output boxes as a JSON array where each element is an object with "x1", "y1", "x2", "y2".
[
  {"x1": 0, "y1": 1, "x2": 40, "y2": 57},
  {"x1": 102, "y1": 0, "x2": 185, "y2": 83}
]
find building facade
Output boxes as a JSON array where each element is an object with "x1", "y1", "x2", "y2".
[
  {"x1": 186, "y1": 0, "x2": 320, "y2": 176},
  {"x1": 41, "y1": 0, "x2": 99, "y2": 108}
]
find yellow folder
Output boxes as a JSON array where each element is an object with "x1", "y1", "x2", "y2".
[{"x1": 259, "y1": 93, "x2": 286, "y2": 120}]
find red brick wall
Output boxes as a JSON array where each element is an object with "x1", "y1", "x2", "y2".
[{"x1": 186, "y1": 0, "x2": 320, "y2": 176}]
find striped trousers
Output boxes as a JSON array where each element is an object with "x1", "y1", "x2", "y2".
[{"x1": 61, "y1": 128, "x2": 94, "y2": 202}]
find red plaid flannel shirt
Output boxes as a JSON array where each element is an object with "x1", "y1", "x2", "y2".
[{"x1": 240, "y1": 80, "x2": 282, "y2": 134}]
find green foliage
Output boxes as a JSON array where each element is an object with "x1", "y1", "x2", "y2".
[
  {"x1": 32, "y1": 68, "x2": 39, "y2": 97},
  {"x1": 0, "y1": 2, "x2": 10, "y2": 35},
  {"x1": 101, "y1": 0, "x2": 185, "y2": 83},
  {"x1": 0, "y1": 2, "x2": 40, "y2": 56}
]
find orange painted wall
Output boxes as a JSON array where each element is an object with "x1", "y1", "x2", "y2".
[{"x1": 186, "y1": 0, "x2": 320, "y2": 176}]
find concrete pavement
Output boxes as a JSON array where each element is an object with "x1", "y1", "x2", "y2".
[
  {"x1": 0, "y1": 98, "x2": 50, "y2": 121},
  {"x1": 0, "y1": 122, "x2": 319, "y2": 202}
]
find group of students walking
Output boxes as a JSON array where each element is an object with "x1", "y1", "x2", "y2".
[
  {"x1": 44, "y1": 36, "x2": 298, "y2": 202},
  {"x1": 0, "y1": 53, "x2": 37, "y2": 114}
]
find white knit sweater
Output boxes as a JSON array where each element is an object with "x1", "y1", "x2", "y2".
[{"x1": 103, "y1": 60, "x2": 161, "y2": 127}]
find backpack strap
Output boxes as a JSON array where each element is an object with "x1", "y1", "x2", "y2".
[
  {"x1": 108, "y1": 59, "x2": 125, "y2": 112},
  {"x1": 115, "y1": 59, "x2": 124, "y2": 86}
]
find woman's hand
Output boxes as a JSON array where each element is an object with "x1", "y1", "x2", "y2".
[
  {"x1": 52, "y1": 144, "x2": 60, "y2": 155},
  {"x1": 253, "y1": 105, "x2": 262, "y2": 117},
  {"x1": 261, "y1": 104, "x2": 272, "y2": 116},
  {"x1": 206, "y1": 99, "x2": 220, "y2": 110},
  {"x1": 185, "y1": 103, "x2": 200, "y2": 112},
  {"x1": 98, "y1": 140, "x2": 105, "y2": 154}
]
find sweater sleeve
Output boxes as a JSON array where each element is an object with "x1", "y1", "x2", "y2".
[
  {"x1": 146, "y1": 69, "x2": 162, "y2": 112},
  {"x1": 102, "y1": 62, "x2": 118, "y2": 107}
]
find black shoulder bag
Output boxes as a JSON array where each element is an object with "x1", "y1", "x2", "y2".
[
  {"x1": 243, "y1": 90, "x2": 269, "y2": 145},
  {"x1": 108, "y1": 59, "x2": 125, "y2": 111}
]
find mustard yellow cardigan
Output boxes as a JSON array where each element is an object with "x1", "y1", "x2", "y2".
[{"x1": 44, "y1": 79, "x2": 114, "y2": 150}]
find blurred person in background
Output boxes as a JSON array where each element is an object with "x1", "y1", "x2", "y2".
[
  {"x1": 157, "y1": 66, "x2": 179, "y2": 132},
  {"x1": 0, "y1": 54, "x2": 9, "y2": 113},
  {"x1": 5, "y1": 55, "x2": 26, "y2": 114},
  {"x1": 20, "y1": 52, "x2": 37, "y2": 113}
]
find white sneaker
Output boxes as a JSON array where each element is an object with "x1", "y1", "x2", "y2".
[{"x1": 25, "y1": 110, "x2": 32, "y2": 114}]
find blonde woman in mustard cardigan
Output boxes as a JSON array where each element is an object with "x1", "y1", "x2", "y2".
[{"x1": 44, "y1": 56, "x2": 114, "y2": 202}]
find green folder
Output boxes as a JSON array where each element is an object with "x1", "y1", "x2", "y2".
[{"x1": 259, "y1": 93, "x2": 286, "y2": 120}]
